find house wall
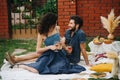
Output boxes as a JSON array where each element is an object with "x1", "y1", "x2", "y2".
[
  {"x1": 58, "y1": 0, "x2": 120, "y2": 37},
  {"x1": 58, "y1": 0, "x2": 77, "y2": 37},
  {"x1": 0, "y1": 0, "x2": 48, "y2": 39},
  {"x1": 0, "y1": 0, "x2": 120, "y2": 39},
  {"x1": 0, "y1": 0, "x2": 9, "y2": 39},
  {"x1": 77, "y1": 0, "x2": 120, "y2": 37}
]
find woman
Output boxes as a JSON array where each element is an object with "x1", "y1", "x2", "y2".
[{"x1": 13, "y1": 12, "x2": 86, "y2": 74}]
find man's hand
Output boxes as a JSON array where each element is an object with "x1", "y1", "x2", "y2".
[
  {"x1": 86, "y1": 63, "x2": 93, "y2": 67},
  {"x1": 66, "y1": 45, "x2": 72, "y2": 55}
]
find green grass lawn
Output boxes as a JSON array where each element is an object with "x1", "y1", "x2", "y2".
[{"x1": 0, "y1": 39, "x2": 36, "y2": 67}]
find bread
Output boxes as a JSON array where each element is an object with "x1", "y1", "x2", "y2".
[
  {"x1": 93, "y1": 40, "x2": 102, "y2": 45},
  {"x1": 93, "y1": 37, "x2": 103, "y2": 45},
  {"x1": 89, "y1": 72, "x2": 106, "y2": 78},
  {"x1": 103, "y1": 39, "x2": 113, "y2": 44}
]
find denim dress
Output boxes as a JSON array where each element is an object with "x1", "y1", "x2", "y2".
[{"x1": 26, "y1": 33, "x2": 86, "y2": 74}]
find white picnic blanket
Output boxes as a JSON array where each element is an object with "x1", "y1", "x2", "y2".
[
  {"x1": 1, "y1": 41, "x2": 120, "y2": 80},
  {"x1": 0, "y1": 57, "x2": 113, "y2": 80},
  {"x1": 88, "y1": 41, "x2": 120, "y2": 54}
]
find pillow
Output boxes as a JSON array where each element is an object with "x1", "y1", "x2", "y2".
[{"x1": 90, "y1": 63, "x2": 112, "y2": 72}]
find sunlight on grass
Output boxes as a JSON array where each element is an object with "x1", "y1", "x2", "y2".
[{"x1": 0, "y1": 39, "x2": 36, "y2": 67}]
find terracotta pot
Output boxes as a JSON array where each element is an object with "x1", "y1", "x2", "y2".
[{"x1": 107, "y1": 33, "x2": 114, "y2": 40}]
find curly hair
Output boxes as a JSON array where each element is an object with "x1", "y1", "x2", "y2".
[
  {"x1": 38, "y1": 12, "x2": 57, "y2": 36},
  {"x1": 70, "y1": 15, "x2": 83, "y2": 29}
]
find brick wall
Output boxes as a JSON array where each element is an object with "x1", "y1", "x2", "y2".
[
  {"x1": 77, "y1": 0, "x2": 120, "y2": 37},
  {"x1": 58, "y1": 0, "x2": 77, "y2": 37},
  {"x1": 0, "y1": 0, "x2": 9, "y2": 39},
  {"x1": 58, "y1": 0, "x2": 120, "y2": 37},
  {"x1": 0, "y1": 0, "x2": 120, "y2": 39}
]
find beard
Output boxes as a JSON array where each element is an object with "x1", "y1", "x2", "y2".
[{"x1": 70, "y1": 26, "x2": 76, "y2": 32}]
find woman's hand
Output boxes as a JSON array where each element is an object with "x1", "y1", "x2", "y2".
[
  {"x1": 60, "y1": 37, "x2": 65, "y2": 46},
  {"x1": 48, "y1": 45, "x2": 57, "y2": 51}
]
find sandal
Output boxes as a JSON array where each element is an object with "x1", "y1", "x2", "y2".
[
  {"x1": 13, "y1": 64, "x2": 20, "y2": 68},
  {"x1": 5, "y1": 52, "x2": 16, "y2": 66}
]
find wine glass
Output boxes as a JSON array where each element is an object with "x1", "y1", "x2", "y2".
[
  {"x1": 67, "y1": 44, "x2": 73, "y2": 55},
  {"x1": 68, "y1": 46, "x2": 72, "y2": 51},
  {"x1": 54, "y1": 41, "x2": 60, "y2": 52}
]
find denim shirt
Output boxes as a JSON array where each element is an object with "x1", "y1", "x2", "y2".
[{"x1": 64, "y1": 29, "x2": 86, "y2": 64}]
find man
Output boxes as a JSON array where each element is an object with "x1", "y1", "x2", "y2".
[{"x1": 62, "y1": 15, "x2": 90, "y2": 65}]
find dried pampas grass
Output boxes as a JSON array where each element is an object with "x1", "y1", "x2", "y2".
[
  {"x1": 106, "y1": 51, "x2": 119, "y2": 77},
  {"x1": 106, "y1": 51, "x2": 118, "y2": 59},
  {"x1": 100, "y1": 9, "x2": 120, "y2": 34}
]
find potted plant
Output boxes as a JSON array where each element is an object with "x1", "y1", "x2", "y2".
[{"x1": 100, "y1": 9, "x2": 120, "y2": 40}]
